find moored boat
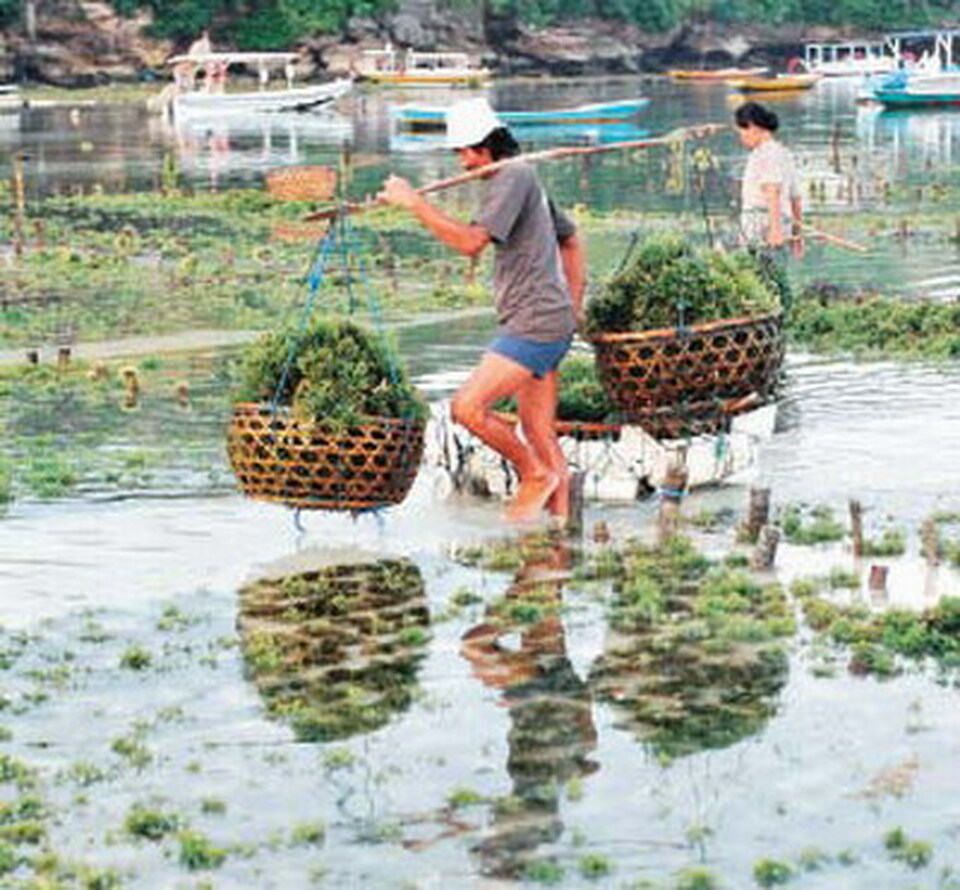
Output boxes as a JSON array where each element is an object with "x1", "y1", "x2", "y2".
[
  {"x1": 358, "y1": 45, "x2": 490, "y2": 85},
  {"x1": 729, "y1": 73, "x2": 823, "y2": 93},
  {"x1": 390, "y1": 121, "x2": 651, "y2": 152},
  {"x1": 0, "y1": 84, "x2": 22, "y2": 111},
  {"x1": 392, "y1": 98, "x2": 650, "y2": 130},
  {"x1": 668, "y1": 66, "x2": 768, "y2": 81},
  {"x1": 801, "y1": 39, "x2": 897, "y2": 77},
  {"x1": 863, "y1": 31, "x2": 960, "y2": 108},
  {"x1": 158, "y1": 52, "x2": 353, "y2": 117},
  {"x1": 873, "y1": 72, "x2": 960, "y2": 108}
]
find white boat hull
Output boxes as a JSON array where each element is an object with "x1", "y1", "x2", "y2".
[
  {"x1": 428, "y1": 401, "x2": 774, "y2": 502},
  {"x1": 809, "y1": 59, "x2": 898, "y2": 77},
  {"x1": 173, "y1": 78, "x2": 352, "y2": 116}
]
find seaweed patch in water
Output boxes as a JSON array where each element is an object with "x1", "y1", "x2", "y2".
[
  {"x1": 237, "y1": 558, "x2": 431, "y2": 742},
  {"x1": 793, "y1": 577, "x2": 960, "y2": 678},
  {"x1": 589, "y1": 537, "x2": 794, "y2": 758}
]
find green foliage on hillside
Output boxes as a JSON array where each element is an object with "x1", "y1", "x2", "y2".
[
  {"x1": 114, "y1": 0, "x2": 394, "y2": 47},
  {"x1": 0, "y1": 0, "x2": 18, "y2": 29},
  {"x1": 11, "y1": 0, "x2": 952, "y2": 47},
  {"x1": 487, "y1": 0, "x2": 954, "y2": 33}
]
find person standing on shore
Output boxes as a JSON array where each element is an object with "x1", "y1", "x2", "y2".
[
  {"x1": 377, "y1": 97, "x2": 585, "y2": 525},
  {"x1": 736, "y1": 101, "x2": 804, "y2": 259}
]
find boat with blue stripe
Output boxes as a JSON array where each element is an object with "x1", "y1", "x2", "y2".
[
  {"x1": 392, "y1": 98, "x2": 650, "y2": 130},
  {"x1": 863, "y1": 30, "x2": 960, "y2": 108}
]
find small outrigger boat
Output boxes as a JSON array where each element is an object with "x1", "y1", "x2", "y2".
[
  {"x1": 390, "y1": 121, "x2": 651, "y2": 152},
  {"x1": 872, "y1": 72, "x2": 960, "y2": 108},
  {"x1": 357, "y1": 45, "x2": 490, "y2": 85},
  {"x1": 728, "y1": 73, "x2": 823, "y2": 93},
  {"x1": 392, "y1": 98, "x2": 650, "y2": 130},
  {"x1": 863, "y1": 30, "x2": 960, "y2": 108},
  {"x1": 160, "y1": 52, "x2": 353, "y2": 117},
  {"x1": 668, "y1": 66, "x2": 768, "y2": 81}
]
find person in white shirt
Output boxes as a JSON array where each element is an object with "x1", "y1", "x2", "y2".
[{"x1": 735, "y1": 101, "x2": 804, "y2": 259}]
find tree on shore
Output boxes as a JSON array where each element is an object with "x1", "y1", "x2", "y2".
[{"x1": 3, "y1": 0, "x2": 956, "y2": 49}]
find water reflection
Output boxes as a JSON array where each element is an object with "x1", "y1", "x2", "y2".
[
  {"x1": 460, "y1": 532, "x2": 598, "y2": 880},
  {"x1": 589, "y1": 538, "x2": 790, "y2": 758},
  {"x1": 152, "y1": 109, "x2": 353, "y2": 186},
  {"x1": 237, "y1": 555, "x2": 429, "y2": 742},
  {"x1": 857, "y1": 103, "x2": 960, "y2": 170}
]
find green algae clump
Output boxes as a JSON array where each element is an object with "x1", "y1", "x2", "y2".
[
  {"x1": 236, "y1": 318, "x2": 426, "y2": 426},
  {"x1": 238, "y1": 558, "x2": 430, "y2": 742}
]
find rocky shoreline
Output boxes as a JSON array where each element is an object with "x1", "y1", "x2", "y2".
[{"x1": 0, "y1": 7, "x2": 876, "y2": 87}]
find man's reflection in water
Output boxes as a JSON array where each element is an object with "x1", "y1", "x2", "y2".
[{"x1": 461, "y1": 533, "x2": 598, "y2": 880}]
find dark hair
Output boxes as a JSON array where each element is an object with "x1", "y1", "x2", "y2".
[
  {"x1": 473, "y1": 126, "x2": 521, "y2": 160},
  {"x1": 734, "y1": 101, "x2": 779, "y2": 133}
]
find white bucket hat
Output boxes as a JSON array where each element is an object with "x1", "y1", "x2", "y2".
[{"x1": 445, "y1": 97, "x2": 503, "y2": 150}]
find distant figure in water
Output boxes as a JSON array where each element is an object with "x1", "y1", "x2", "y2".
[
  {"x1": 187, "y1": 29, "x2": 212, "y2": 58},
  {"x1": 171, "y1": 30, "x2": 210, "y2": 94},
  {"x1": 735, "y1": 100, "x2": 804, "y2": 259}
]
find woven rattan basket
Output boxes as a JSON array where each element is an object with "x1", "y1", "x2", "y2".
[
  {"x1": 589, "y1": 313, "x2": 784, "y2": 439},
  {"x1": 227, "y1": 403, "x2": 426, "y2": 511},
  {"x1": 265, "y1": 165, "x2": 337, "y2": 202}
]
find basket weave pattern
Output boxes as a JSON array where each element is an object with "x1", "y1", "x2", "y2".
[
  {"x1": 227, "y1": 403, "x2": 425, "y2": 510},
  {"x1": 238, "y1": 559, "x2": 429, "y2": 742},
  {"x1": 265, "y1": 165, "x2": 337, "y2": 202},
  {"x1": 589, "y1": 314, "x2": 784, "y2": 439}
]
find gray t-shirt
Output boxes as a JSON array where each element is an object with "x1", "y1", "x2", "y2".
[{"x1": 474, "y1": 162, "x2": 576, "y2": 342}]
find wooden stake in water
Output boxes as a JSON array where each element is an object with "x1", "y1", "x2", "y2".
[
  {"x1": 920, "y1": 517, "x2": 940, "y2": 566},
  {"x1": 12, "y1": 153, "x2": 25, "y2": 259},
  {"x1": 741, "y1": 487, "x2": 771, "y2": 544},
  {"x1": 868, "y1": 564, "x2": 889, "y2": 599},
  {"x1": 568, "y1": 471, "x2": 585, "y2": 539},
  {"x1": 751, "y1": 525, "x2": 781, "y2": 570},
  {"x1": 849, "y1": 499, "x2": 864, "y2": 559}
]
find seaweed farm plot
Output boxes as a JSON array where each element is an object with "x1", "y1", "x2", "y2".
[
  {"x1": 0, "y1": 352, "x2": 239, "y2": 506},
  {"x1": 0, "y1": 187, "x2": 497, "y2": 351},
  {"x1": 2, "y1": 490, "x2": 960, "y2": 886}
]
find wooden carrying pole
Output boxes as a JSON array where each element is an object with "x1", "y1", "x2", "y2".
[
  {"x1": 304, "y1": 124, "x2": 727, "y2": 223},
  {"x1": 797, "y1": 221, "x2": 870, "y2": 254}
]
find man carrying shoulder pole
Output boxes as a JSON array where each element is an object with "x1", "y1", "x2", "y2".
[{"x1": 378, "y1": 97, "x2": 586, "y2": 525}]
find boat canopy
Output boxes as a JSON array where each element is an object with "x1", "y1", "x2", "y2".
[
  {"x1": 167, "y1": 52, "x2": 299, "y2": 68},
  {"x1": 361, "y1": 46, "x2": 473, "y2": 70},
  {"x1": 883, "y1": 29, "x2": 960, "y2": 69},
  {"x1": 804, "y1": 40, "x2": 889, "y2": 63}
]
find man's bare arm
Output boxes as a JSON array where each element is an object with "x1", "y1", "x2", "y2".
[
  {"x1": 559, "y1": 233, "x2": 586, "y2": 322},
  {"x1": 379, "y1": 175, "x2": 490, "y2": 258}
]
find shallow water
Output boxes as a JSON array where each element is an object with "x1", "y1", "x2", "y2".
[
  {"x1": 3, "y1": 75, "x2": 960, "y2": 298},
  {"x1": 2, "y1": 344, "x2": 960, "y2": 882},
  {"x1": 2, "y1": 481, "x2": 960, "y2": 887},
  {"x1": 1, "y1": 75, "x2": 960, "y2": 887}
]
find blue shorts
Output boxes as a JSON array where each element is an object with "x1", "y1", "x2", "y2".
[{"x1": 488, "y1": 333, "x2": 572, "y2": 379}]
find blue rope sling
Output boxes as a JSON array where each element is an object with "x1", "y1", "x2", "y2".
[{"x1": 267, "y1": 201, "x2": 422, "y2": 518}]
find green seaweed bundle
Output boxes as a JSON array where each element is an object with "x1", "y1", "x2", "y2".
[
  {"x1": 235, "y1": 318, "x2": 426, "y2": 426},
  {"x1": 586, "y1": 232, "x2": 781, "y2": 333}
]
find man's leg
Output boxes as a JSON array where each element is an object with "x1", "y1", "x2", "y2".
[
  {"x1": 517, "y1": 370, "x2": 570, "y2": 523},
  {"x1": 451, "y1": 352, "x2": 557, "y2": 520}
]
